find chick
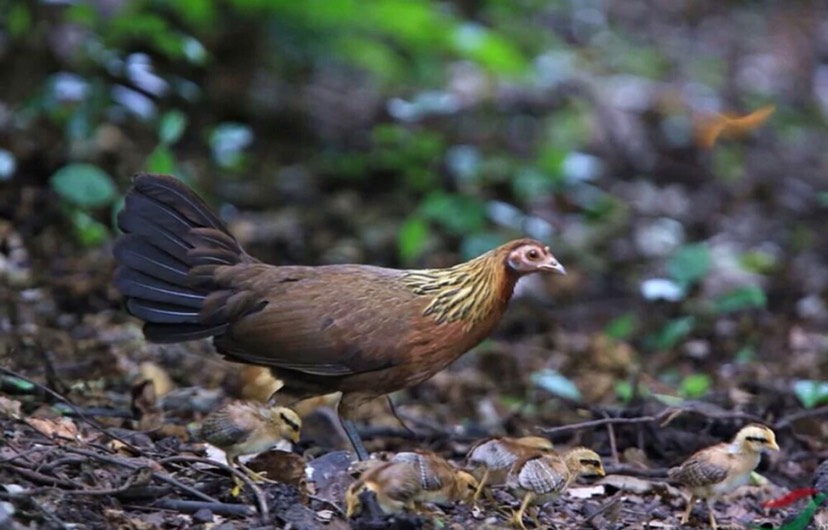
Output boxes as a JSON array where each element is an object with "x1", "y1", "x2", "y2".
[
  {"x1": 391, "y1": 450, "x2": 479, "y2": 508},
  {"x1": 466, "y1": 436, "x2": 554, "y2": 501},
  {"x1": 506, "y1": 447, "x2": 605, "y2": 530},
  {"x1": 345, "y1": 450, "x2": 478, "y2": 518},
  {"x1": 668, "y1": 424, "x2": 779, "y2": 529},
  {"x1": 345, "y1": 461, "x2": 419, "y2": 518},
  {"x1": 199, "y1": 401, "x2": 301, "y2": 493}
]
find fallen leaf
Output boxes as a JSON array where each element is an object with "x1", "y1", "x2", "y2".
[
  {"x1": 27, "y1": 417, "x2": 79, "y2": 440},
  {"x1": 695, "y1": 104, "x2": 775, "y2": 149},
  {"x1": 0, "y1": 396, "x2": 22, "y2": 419}
]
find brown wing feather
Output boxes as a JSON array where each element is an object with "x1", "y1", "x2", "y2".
[
  {"x1": 210, "y1": 265, "x2": 424, "y2": 376},
  {"x1": 669, "y1": 445, "x2": 730, "y2": 487}
]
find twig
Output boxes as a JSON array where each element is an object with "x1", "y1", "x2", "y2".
[
  {"x1": 540, "y1": 410, "x2": 674, "y2": 436},
  {"x1": 11, "y1": 493, "x2": 72, "y2": 530},
  {"x1": 584, "y1": 492, "x2": 622, "y2": 525},
  {"x1": 385, "y1": 396, "x2": 419, "y2": 440},
  {"x1": 541, "y1": 406, "x2": 769, "y2": 437},
  {"x1": 61, "y1": 446, "x2": 219, "y2": 504},
  {"x1": 135, "y1": 499, "x2": 257, "y2": 517},
  {"x1": 774, "y1": 405, "x2": 828, "y2": 430},
  {"x1": 61, "y1": 467, "x2": 154, "y2": 496},
  {"x1": 604, "y1": 412, "x2": 619, "y2": 466},
  {"x1": 0, "y1": 366, "x2": 143, "y2": 454},
  {"x1": 309, "y1": 494, "x2": 345, "y2": 516},
  {"x1": 3, "y1": 464, "x2": 79, "y2": 489},
  {"x1": 158, "y1": 455, "x2": 269, "y2": 520}
]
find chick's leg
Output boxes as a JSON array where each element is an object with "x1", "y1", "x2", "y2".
[
  {"x1": 510, "y1": 492, "x2": 535, "y2": 530},
  {"x1": 473, "y1": 468, "x2": 489, "y2": 502},
  {"x1": 679, "y1": 494, "x2": 695, "y2": 524},
  {"x1": 237, "y1": 460, "x2": 273, "y2": 483},
  {"x1": 228, "y1": 455, "x2": 245, "y2": 497},
  {"x1": 706, "y1": 499, "x2": 718, "y2": 530}
]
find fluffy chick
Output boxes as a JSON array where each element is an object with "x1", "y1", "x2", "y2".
[
  {"x1": 466, "y1": 436, "x2": 554, "y2": 501},
  {"x1": 200, "y1": 401, "x2": 301, "y2": 493},
  {"x1": 668, "y1": 424, "x2": 779, "y2": 529},
  {"x1": 345, "y1": 450, "x2": 477, "y2": 518},
  {"x1": 506, "y1": 447, "x2": 605, "y2": 530},
  {"x1": 391, "y1": 450, "x2": 478, "y2": 507}
]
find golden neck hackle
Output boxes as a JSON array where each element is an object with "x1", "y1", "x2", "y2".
[{"x1": 401, "y1": 248, "x2": 518, "y2": 326}]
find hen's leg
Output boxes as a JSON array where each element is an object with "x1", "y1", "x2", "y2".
[{"x1": 341, "y1": 417, "x2": 370, "y2": 461}]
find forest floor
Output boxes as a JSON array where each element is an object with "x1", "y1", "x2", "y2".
[{"x1": 0, "y1": 219, "x2": 826, "y2": 530}]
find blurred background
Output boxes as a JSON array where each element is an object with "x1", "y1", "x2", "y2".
[{"x1": 1, "y1": 1, "x2": 828, "y2": 440}]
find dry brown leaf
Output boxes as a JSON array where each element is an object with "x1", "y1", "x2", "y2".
[
  {"x1": 27, "y1": 417, "x2": 79, "y2": 440},
  {"x1": 0, "y1": 396, "x2": 22, "y2": 419}
]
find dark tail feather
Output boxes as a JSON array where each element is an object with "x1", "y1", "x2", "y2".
[{"x1": 113, "y1": 173, "x2": 248, "y2": 343}]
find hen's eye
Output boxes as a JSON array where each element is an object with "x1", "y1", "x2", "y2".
[{"x1": 527, "y1": 249, "x2": 539, "y2": 260}]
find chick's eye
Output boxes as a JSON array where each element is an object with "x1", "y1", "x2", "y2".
[{"x1": 527, "y1": 249, "x2": 539, "y2": 260}]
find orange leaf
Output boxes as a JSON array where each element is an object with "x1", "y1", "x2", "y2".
[{"x1": 695, "y1": 104, "x2": 776, "y2": 149}]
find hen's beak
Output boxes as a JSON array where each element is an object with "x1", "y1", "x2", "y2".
[{"x1": 540, "y1": 260, "x2": 566, "y2": 275}]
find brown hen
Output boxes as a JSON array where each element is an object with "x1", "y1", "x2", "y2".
[{"x1": 113, "y1": 173, "x2": 566, "y2": 459}]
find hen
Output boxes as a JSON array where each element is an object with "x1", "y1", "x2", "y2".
[{"x1": 113, "y1": 173, "x2": 566, "y2": 459}]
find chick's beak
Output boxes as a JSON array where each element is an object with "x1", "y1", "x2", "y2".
[
  {"x1": 768, "y1": 440, "x2": 780, "y2": 451},
  {"x1": 539, "y1": 258, "x2": 566, "y2": 275}
]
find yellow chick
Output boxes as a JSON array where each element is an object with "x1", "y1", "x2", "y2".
[
  {"x1": 669, "y1": 424, "x2": 779, "y2": 529},
  {"x1": 391, "y1": 450, "x2": 478, "y2": 507},
  {"x1": 466, "y1": 436, "x2": 554, "y2": 501},
  {"x1": 506, "y1": 447, "x2": 605, "y2": 530},
  {"x1": 199, "y1": 401, "x2": 301, "y2": 493},
  {"x1": 345, "y1": 460, "x2": 421, "y2": 518},
  {"x1": 346, "y1": 450, "x2": 478, "y2": 518}
]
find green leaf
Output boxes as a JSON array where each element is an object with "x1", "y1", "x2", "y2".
[
  {"x1": 649, "y1": 316, "x2": 695, "y2": 350},
  {"x1": 713, "y1": 285, "x2": 767, "y2": 314},
  {"x1": 679, "y1": 373, "x2": 712, "y2": 398},
  {"x1": 530, "y1": 369, "x2": 581, "y2": 402},
  {"x1": 159, "y1": 110, "x2": 187, "y2": 145},
  {"x1": 8, "y1": 4, "x2": 32, "y2": 37},
  {"x1": 605, "y1": 314, "x2": 637, "y2": 340},
  {"x1": 50, "y1": 164, "x2": 117, "y2": 208},
  {"x1": 418, "y1": 192, "x2": 486, "y2": 235},
  {"x1": 614, "y1": 380, "x2": 633, "y2": 403},
  {"x1": 71, "y1": 210, "x2": 109, "y2": 246},
  {"x1": 793, "y1": 380, "x2": 828, "y2": 409},
  {"x1": 147, "y1": 145, "x2": 176, "y2": 174},
  {"x1": 452, "y1": 23, "x2": 527, "y2": 75},
  {"x1": 667, "y1": 243, "x2": 710, "y2": 288},
  {"x1": 398, "y1": 216, "x2": 429, "y2": 263}
]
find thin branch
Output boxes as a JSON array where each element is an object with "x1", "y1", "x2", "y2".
[
  {"x1": 774, "y1": 405, "x2": 828, "y2": 430},
  {"x1": 0, "y1": 366, "x2": 143, "y2": 454},
  {"x1": 158, "y1": 455, "x2": 269, "y2": 520},
  {"x1": 61, "y1": 446, "x2": 219, "y2": 504},
  {"x1": 135, "y1": 499, "x2": 257, "y2": 517}
]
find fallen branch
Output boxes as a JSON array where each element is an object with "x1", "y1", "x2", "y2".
[{"x1": 141, "y1": 499, "x2": 257, "y2": 517}]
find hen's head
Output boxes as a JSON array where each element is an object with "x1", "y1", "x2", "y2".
[{"x1": 504, "y1": 239, "x2": 566, "y2": 276}]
